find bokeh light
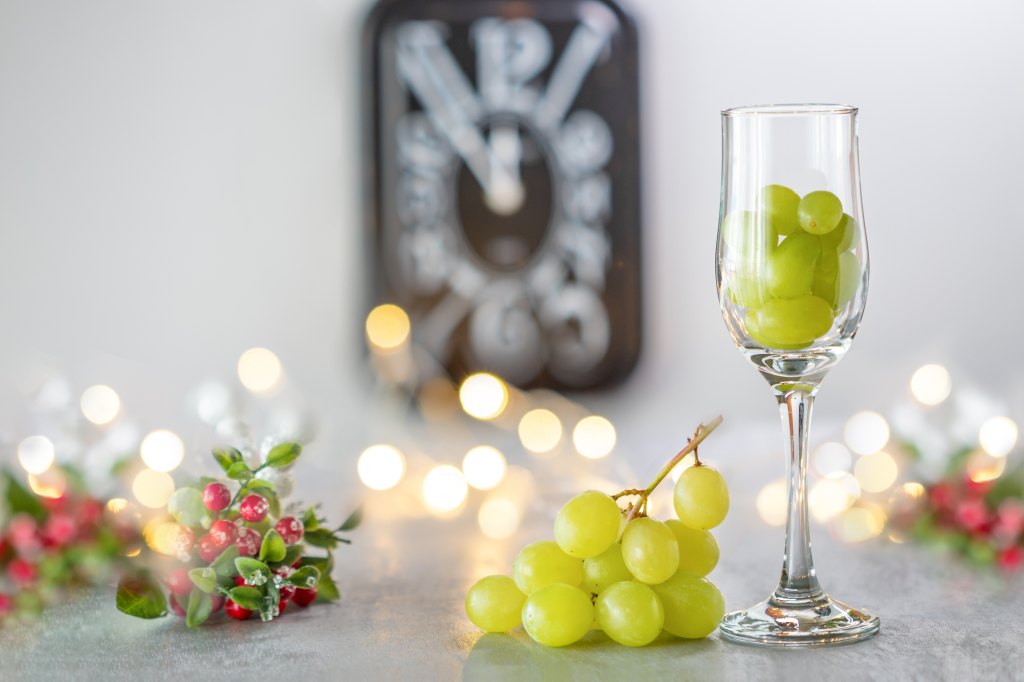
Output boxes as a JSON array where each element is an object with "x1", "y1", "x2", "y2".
[
  {"x1": 132, "y1": 469, "x2": 175, "y2": 509},
  {"x1": 418, "y1": 378, "x2": 459, "y2": 422},
  {"x1": 28, "y1": 470, "x2": 66, "y2": 498},
  {"x1": 572, "y1": 416, "x2": 616, "y2": 459},
  {"x1": 813, "y1": 442, "x2": 852, "y2": 477},
  {"x1": 834, "y1": 506, "x2": 887, "y2": 543},
  {"x1": 458, "y1": 373, "x2": 508, "y2": 420},
  {"x1": 140, "y1": 429, "x2": 185, "y2": 473},
  {"x1": 518, "y1": 409, "x2": 563, "y2": 454},
  {"x1": 966, "y1": 449, "x2": 1007, "y2": 483},
  {"x1": 478, "y1": 497, "x2": 521, "y2": 539},
  {"x1": 844, "y1": 411, "x2": 890, "y2": 456},
  {"x1": 80, "y1": 385, "x2": 121, "y2": 425},
  {"x1": 757, "y1": 479, "x2": 788, "y2": 526},
  {"x1": 17, "y1": 435, "x2": 55, "y2": 475},
  {"x1": 462, "y1": 445, "x2": 507, "y2": 490},
  {"x1": 670, "y1": 453, "x2": 698, "y2": 482},
  {"x1": 357, "y1": 444, "x2": 406, "y2": 491},
  {"x1": 901, "y1": 481, "x2": 926, "y2": 499},
  {"x1": 854, "y1": 450, "x2": 899, "y2": 493},
  {"x1": 422, "y1": 465, "x2": 468, "y2": 514},
  {"x1": 910, "y1": 364, "x2": 952, "y2": 406},
  {"x1": 978, "y1": 416, "x2": 1018, "y2": 457},
  {"x1": 144, "y1": 520, "x2": 188, "y2": 557},
  {"x1": 237, "y1": 347, "x2": 283, "y2": 393},
  {"x1": 809, "y1": 474, "x2": 859, "y2": 522},
  {"x1": 106, "y1": 497, "x2": 129, "y2": 514},
  {"x1": 365, "y1": 304, "x2": 411, "y2": 351}
]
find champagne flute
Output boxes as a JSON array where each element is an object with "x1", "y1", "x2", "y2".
[{"x1": 715, "y1": 104, "x2": 880, "y2": 646}]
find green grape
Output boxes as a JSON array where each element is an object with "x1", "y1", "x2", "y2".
[
  {"x1": 513, "y1": 541, "x2": 583, "y2": 595},
  {"x1": 747, "y1": 295, "x2": 834, "y2": 349},
  {"x1": 653, "y1": 573, "x2": 725, "y2": 639},
  {"x1": 521, "y1": 583, "x2": 593, "y2": 647},
  {"x1": 835, "y1": 251, "x2": 862, "y2": 309},
  {"x1": 798, "y1": 190, "x2": 843, "y2": 235},
  {"x1": 727, "y1": 272, "x2": 768, "y2": 309},
  {"x1": 595, "y1": 581, "x2": 665, "y2": 647},
  {"x1": 811, "y1": 247, "x2": 839, "y2": 305},
  {"x1": 465, "y1": 575, "x2": 526, "y2": 633},
  {"x1": 721, "y1": 210, "x2": 776, "y2": 253},
  {"x1": 665, "y1": 519, "x2": 719, "y2": 576},
  {"x1": 821, "y1": 213, "x2": 858, "y2": 252},
  {"x1": 582, "y1": 542, "x2": 633, "y2": 594},
  {"x1": 674, "y1": 465, "x2": 729, "y2": 531},
  {"x1": 554, "y1": 490, "x2": 622, "y2": 559},
  {"x1": 760, "y1": 184, "x2": 801, "y2": 236},
  {"x1": 620, "y1": 517, "x2": 679, "y2": 585},
  {"x1": 767, "y1": 232, "x2": 821, "y2": 298}
]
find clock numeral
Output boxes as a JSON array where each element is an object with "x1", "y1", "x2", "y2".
[
  {"x1": 472, "y1": 18, "x2": 551, "y2": 114},
  {"x1": 562, "y1": 173, "x2": 612, "y2": 224},
  {"x1": 554, "y1": 222, "x2": 611, "y2": 290},
  {"x1": 397, "y1": 221, "x2": 457, "y2": 295},
  {"x1": 396, "y1": 112, "x2": 454, "y2": 170},
  {"x1": 539, "y1": 284, "x2": 610, "y2": 380},
  {"x1": 396, "y1": 170, "x2": 447, "y2": 227},
  {"x1": 468, "y1": 281, "x2": 545, "y2": 384},
  {"x1": 555, "y1": 110, "x2": 614, "y2": 176}
]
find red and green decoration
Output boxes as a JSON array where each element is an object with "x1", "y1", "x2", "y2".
[
  {"x1": 1, "y1": 469, "x2": 135, "y2": 623},
  {"x1": 117, "y1": 443, "x2": 360, "y2": 626}
]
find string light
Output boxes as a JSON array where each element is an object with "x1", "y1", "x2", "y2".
[
  {"x1": 910, "y1": 364, "x2": 952, "y2": 406},
  {"x1": 462, "y1": 446, "x2": 507, "y2": 490},
  {"x1": 843, "y1": 411, "x2": 890, "y2": 456},
  {"x1": 834, "y1": 506, "x2": 887, "y2": 543},
  {"x1": 809, "y1": 475, "x2": 859, "y2": 522},
  {"x1": 365, "y1": 304, "x2": 411, "y2": 352},
  {"x1": 756, "y1": 479, "x2": 788, "y2": 526},
  {"x1": 106, "y1": 498, "x2": 129, "y2": 514},
  {"x1": 28, "y1": 471, "x2": 66, "y2": 499},
  {"x1": 966, "y1": 450, "x2": 1006, "y2": 483},
  {"x1": 132, "y1": 469, "x2": 175, "y2": 509},
  {"x1": 80, "y1": 385, "x2": 121, "y2": 425},
  {"x1": 357, "y1": 444, "x2": 406, "y2": 491},
  {"x1": 17, "y1": 435, "x2": 55, "y2": 475},
  {"x1": 978, "y1": 416, "x2": 1018, "y2": 457},
  {"x1": 854, "y1": 450, "x2": 898, "y2": 493},
  {"x1": 237, "y1": 347, "x2": 283, "y2": 393},
  {"x1": 458, "y1": 373, "x2": 509, "y2": 420},
  {"x1": 140, "y1": 430, "x2": 185, "y2": 473},
  {"x1": 518, "y1": 409, "x2": 563, "y2": 454},
  {"x1": 422, "y1": 465, "x2": 468, "y2": 514},
  {"x1": 478, "y1": 498, "x2": 521, "y2": 539},
  {"x1": 572, "y1": 416, "x2": 616, "y2": 459}
]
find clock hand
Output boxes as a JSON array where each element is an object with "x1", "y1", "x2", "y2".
[
  {"x1": 534, "y1": 21, "x2": 612, "y2": 132},
  {"x1": 486, "y1": 124, "x2": 524, "y2": 215}
]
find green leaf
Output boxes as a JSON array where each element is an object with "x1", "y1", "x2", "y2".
[
  {"x1": 257, "y1": 586, "x2": 281, "y2": 622},
  {"x1": 235, "y1": 557, "x2": 270, "y2": 585},
  {"x1": 316, "y1": 574, "x2": 340, "y2": 602},
  {"x1": 245, "y1": 478, "x2": 275, "y2": 492},
  {"x1": 3, "y1": 471, "x2": 46, "y2": 520},
  {"x1": 226, "y1": 462, "x2": 253, "y2": 481},
  {"x1": 168, "y1": 487, "x2": 206, "y2": 527},
  {"x1": 188, "y1": 567, "x2": 218, "y2": 594},
  {"x1": 303, "y1": 527, "x2": 338, "y2": 550},
  {"x1": 210, "y1": 545, "x2": 240, "y2": 578},
  {"x1": 286, "y1": 566, "x2": 320, "y2": 589},
  {"x1": 299, "y1": 555, "x2": 332, "y2": 573},
  {"x1": 116, "y1": 574, "x2": 167, "y2": 619},
  {"x1": 228, "y1": 586, "x2": 263, "y2": 611},
  {"x1": 186, "y1": 590, "x2": 212, "y2": 627},
  {"x1": 266, "y1": 491, "x2": 281, "y2": 519},
  {"x1": 266, "y1": 443, "x2": 301, "y2": 468},
  {"x1": 212, "y1": 447, "x2": 244, "y2": 473},
  {"x1": 301, "y1": 507, "x2": 320, "y2": 531},
  {"x1": 274, "y1": 545, "x2": 302, "y2": 569},
  {"x1": 259, "y1": 529, "x2": 286, "y2": 563},
  {"x1": 338, "y1": 506, "x2": 363, "y2": 532}
]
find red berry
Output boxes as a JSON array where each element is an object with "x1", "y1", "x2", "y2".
[
  {"x1": 203, "y1": 483, "x2": 232, "y2": 512},
  {"x1": 956, "y1": 498, "x2": 990, "y2": 532},
  {"x1": 236, "y1": 527, "x2": 260, "y2": 557},
  {"x1": 292, "y1": 588, "x2": 317, "y2": 607},
  {"x1": 198, "y1": 533, "x2": 221, "y2": 562},
  {"x1": 998, "y1": 546, "x2": 1024, "y2": 572},
  {"x1": 167, "y1": 568, "x2": 193, "y2": 596},
  {"x1": 279, "y1": 584, "x2": 296, "y2": 602},
  {"x1": 210, "y1": 593, "x2": 225, "y2": 613},
  {"x1": 239, "y1": 495, "x2": 269, "y2": 523},
  {"x1": 210, "y1": 520, "x2": 239, "y2": 549},
  {"x1": 79, "y1": 499, "x2": 104, "y2": 526},
  {"x1": 43, "y1": 514, "x2": 78, "y2": 547},
  {"x1": 8, "y1": 514, "x2": 40, "y2": 553},
  {"x1": 929, "y1": 483, "x2": 955, "y2": 510},
  {"x1": 0, "y1": 593, "x2": 12, "y2": 616},
  {"x1": 276, "y1": 598, "x2": 288, "y2": 616},
  {"x1": 174, "y1": 527, "x2": 196, "y2": 557},
  {"x1": 8, "y1": 558, "x2": 37, "y2": 586},
  {"x1": 225, "y1": 599, "x2": 252, "y2": 620},
  {"x1": 235, "y1": 575, "x2": 247, "y2": 586},
  {"x1": 275, "y1": 517, "x2": 304, "y2": 545},
  {"x1": 169, "y1": 593, "x2": 187, "y2": 617}
]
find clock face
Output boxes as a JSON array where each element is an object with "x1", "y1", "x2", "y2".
[{"x1": 364, "y1": 0, "x2": 641, "y2": 389}]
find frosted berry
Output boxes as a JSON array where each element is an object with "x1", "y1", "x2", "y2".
[
  {"x1": 0, "y1": 593, "x2": 12, "y2": 616},
  {"x1": 203, "y1": 483, "x2": 232, "y2": 512},
  {"x1": 174, "y1": 527, "x2": 195, "y2": 557},
  {"x1": 239, "y1": 495, "x2": 269, "y2": 523},
  {"x1": 210, "y1": 520, "x2": 239, "y2": 548},
  {"x1": 275, "y1": 516, "x2": 304, "y2": 545},
  {"x1": 235, "y1": 575, "x2": 247, "y2": 586},
  {"x1": 169, "y1": 593, "x2": 187, "y2": 617},
  {"x1": 198, "y1": 533, "x2": 221, "y2": 562},
  {"x1": 292, "y1": 587, "x2": 317, "y2": 607},
  {"x1": 225, "y1": 599, "x2": 253, "y2": 620},
  {"x1": 167, "y1": 568, "x2": 193, "y2": 596},
  {"x1": 42, "y1": 514, "x2": 77, "y2": 547},
  {"x1": 236, "y1": 527, "x2": 260, "y2": 557},
  {"x1": 276, "y1": 598, "x2": 288, "y2": 616},
  {"x1": 8, "y1": 514, "x2": 40, "y2": 552},
  {"x1": 8, "y1": 558, "x2": 37, "y2": 586}
]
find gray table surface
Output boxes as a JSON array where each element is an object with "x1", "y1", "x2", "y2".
[{"x1": 2, "y1": 422, "x2": 1023, "y2": 681}]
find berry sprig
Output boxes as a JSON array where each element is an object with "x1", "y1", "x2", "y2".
[{"x1": 117, "y1": 443, "x2": 359, "y2": 626}]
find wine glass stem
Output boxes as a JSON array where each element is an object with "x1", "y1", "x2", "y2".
[{"x1": 774, "y1": 389, "x2": 824, "y2": 605}]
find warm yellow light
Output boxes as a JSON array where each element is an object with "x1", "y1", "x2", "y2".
[
  {"x1": 573, "y1": 416, "x2": 616, "y2": 459},
  {"x1": 809, "y1": 476, "x2": 858, "y2": 522},
  {"x1": 813, "y1": 442, "x2": 852, "y2": 477},
  {"x1": 144, "y1": 520, "x2": 187, "y2": 557},
  {"x1": 670, "y1": 453, "x2": 698, "y2": 483},
  {"x1": 365, "y1": 304, "x2": 411, "y2": 351},
  {"x1": 422, "y1": 464, "x2": 468, "y2": 514},
  {"x1": 140, "y1": 429, "x2": 185, "y2": 473},
  {"x1": 854, "y1": 450, "x2": 899, "y2": 493},
  {"x1": 357, "y1": 444, "x2": 406, "y2": 491},
  {"x1": 979, "y1": 416, "x2": 1018, "y2": 458},
  {"x1": 966, "y1": 450, "x2": 1007, "y2": 483},
  {"x1": 518, "y1": 409, "x2": 563, "y2": 453},
  {"x1": 834, "y1": 506, "x2": 887, "y2": 543},
  {"x1": 106, "y1": 497, "x2": 129, "y2": 514},
  {"x1": 28, "y1": 471, "x2": 66, "y2": 499},
  {"x1": 756, "y1": 479, "x2": 788, "y2": 527},
  {"x1": 458, "y1": 373, "x2": 508, "y2": 420},
  {"x1": 124, "y1": 547, "x2": 142, "y2": 558},
  {"x1": 910, "y1": 364, "x2": 952, "y2": 406},
  {"x1": 80, "y1": 384, "x2": 121, "y2": 425},
  {"x1": 844, "y1": 411, "x2": 890, "y2": 456},
  {"x1": 462, "y1": 445, "x2": 507, "y2": 491},
  {"x1": 478, "y1": 497, "x2": 521, "y2": 539},
  {"x1": 237, "y1": 347, "x2": 283, "y2": 393},
  {"x1": 17, "y1": 435, "x2": 55, "y2": 475},
  {"x1": 901, "y1": 482, "x2": 926, "y2": 499},
  {"x1": 132, "y1": 469, "x2": 175, "y2": 509}
]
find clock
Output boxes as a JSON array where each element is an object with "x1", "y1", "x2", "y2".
[{"x1": 363, "y1": 0, "x2": 641, "y2": 389}]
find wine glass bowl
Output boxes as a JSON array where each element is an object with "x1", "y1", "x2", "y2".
[{"x1": 715, "y1": 104, "x2": 880, "y2": 646}]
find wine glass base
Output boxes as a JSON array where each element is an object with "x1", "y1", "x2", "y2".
[{"x1": 719, "y1": 593, "x2": 879, "y2": 647}]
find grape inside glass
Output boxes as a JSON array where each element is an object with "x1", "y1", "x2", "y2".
[{"x1": 716, "y1": 104, "x2": 879, "y2": 646}]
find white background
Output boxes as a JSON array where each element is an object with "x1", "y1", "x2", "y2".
[{"x1": 2, "y1": 0, "x2": 1023, "y2": 465}]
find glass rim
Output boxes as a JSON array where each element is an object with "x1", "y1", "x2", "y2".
[{"x1": 722, "y1": 103, "x2": 858, "y2": 117}]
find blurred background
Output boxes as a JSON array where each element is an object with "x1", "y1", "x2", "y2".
[{"x1": 1, "y1": 0, "x2": 1023, "y2": 489}]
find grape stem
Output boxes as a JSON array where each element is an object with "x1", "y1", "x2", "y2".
[{"x1": 616, "y1": 415, "x2": 724, "y2": 522}]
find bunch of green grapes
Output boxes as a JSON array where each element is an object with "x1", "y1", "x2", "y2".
[
  {"x1": 465, "y1": 466, "x2": 729, "y2": 647},
  {"x1": 723, "y1": 185, "x2": 863, "y2": 350}
]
